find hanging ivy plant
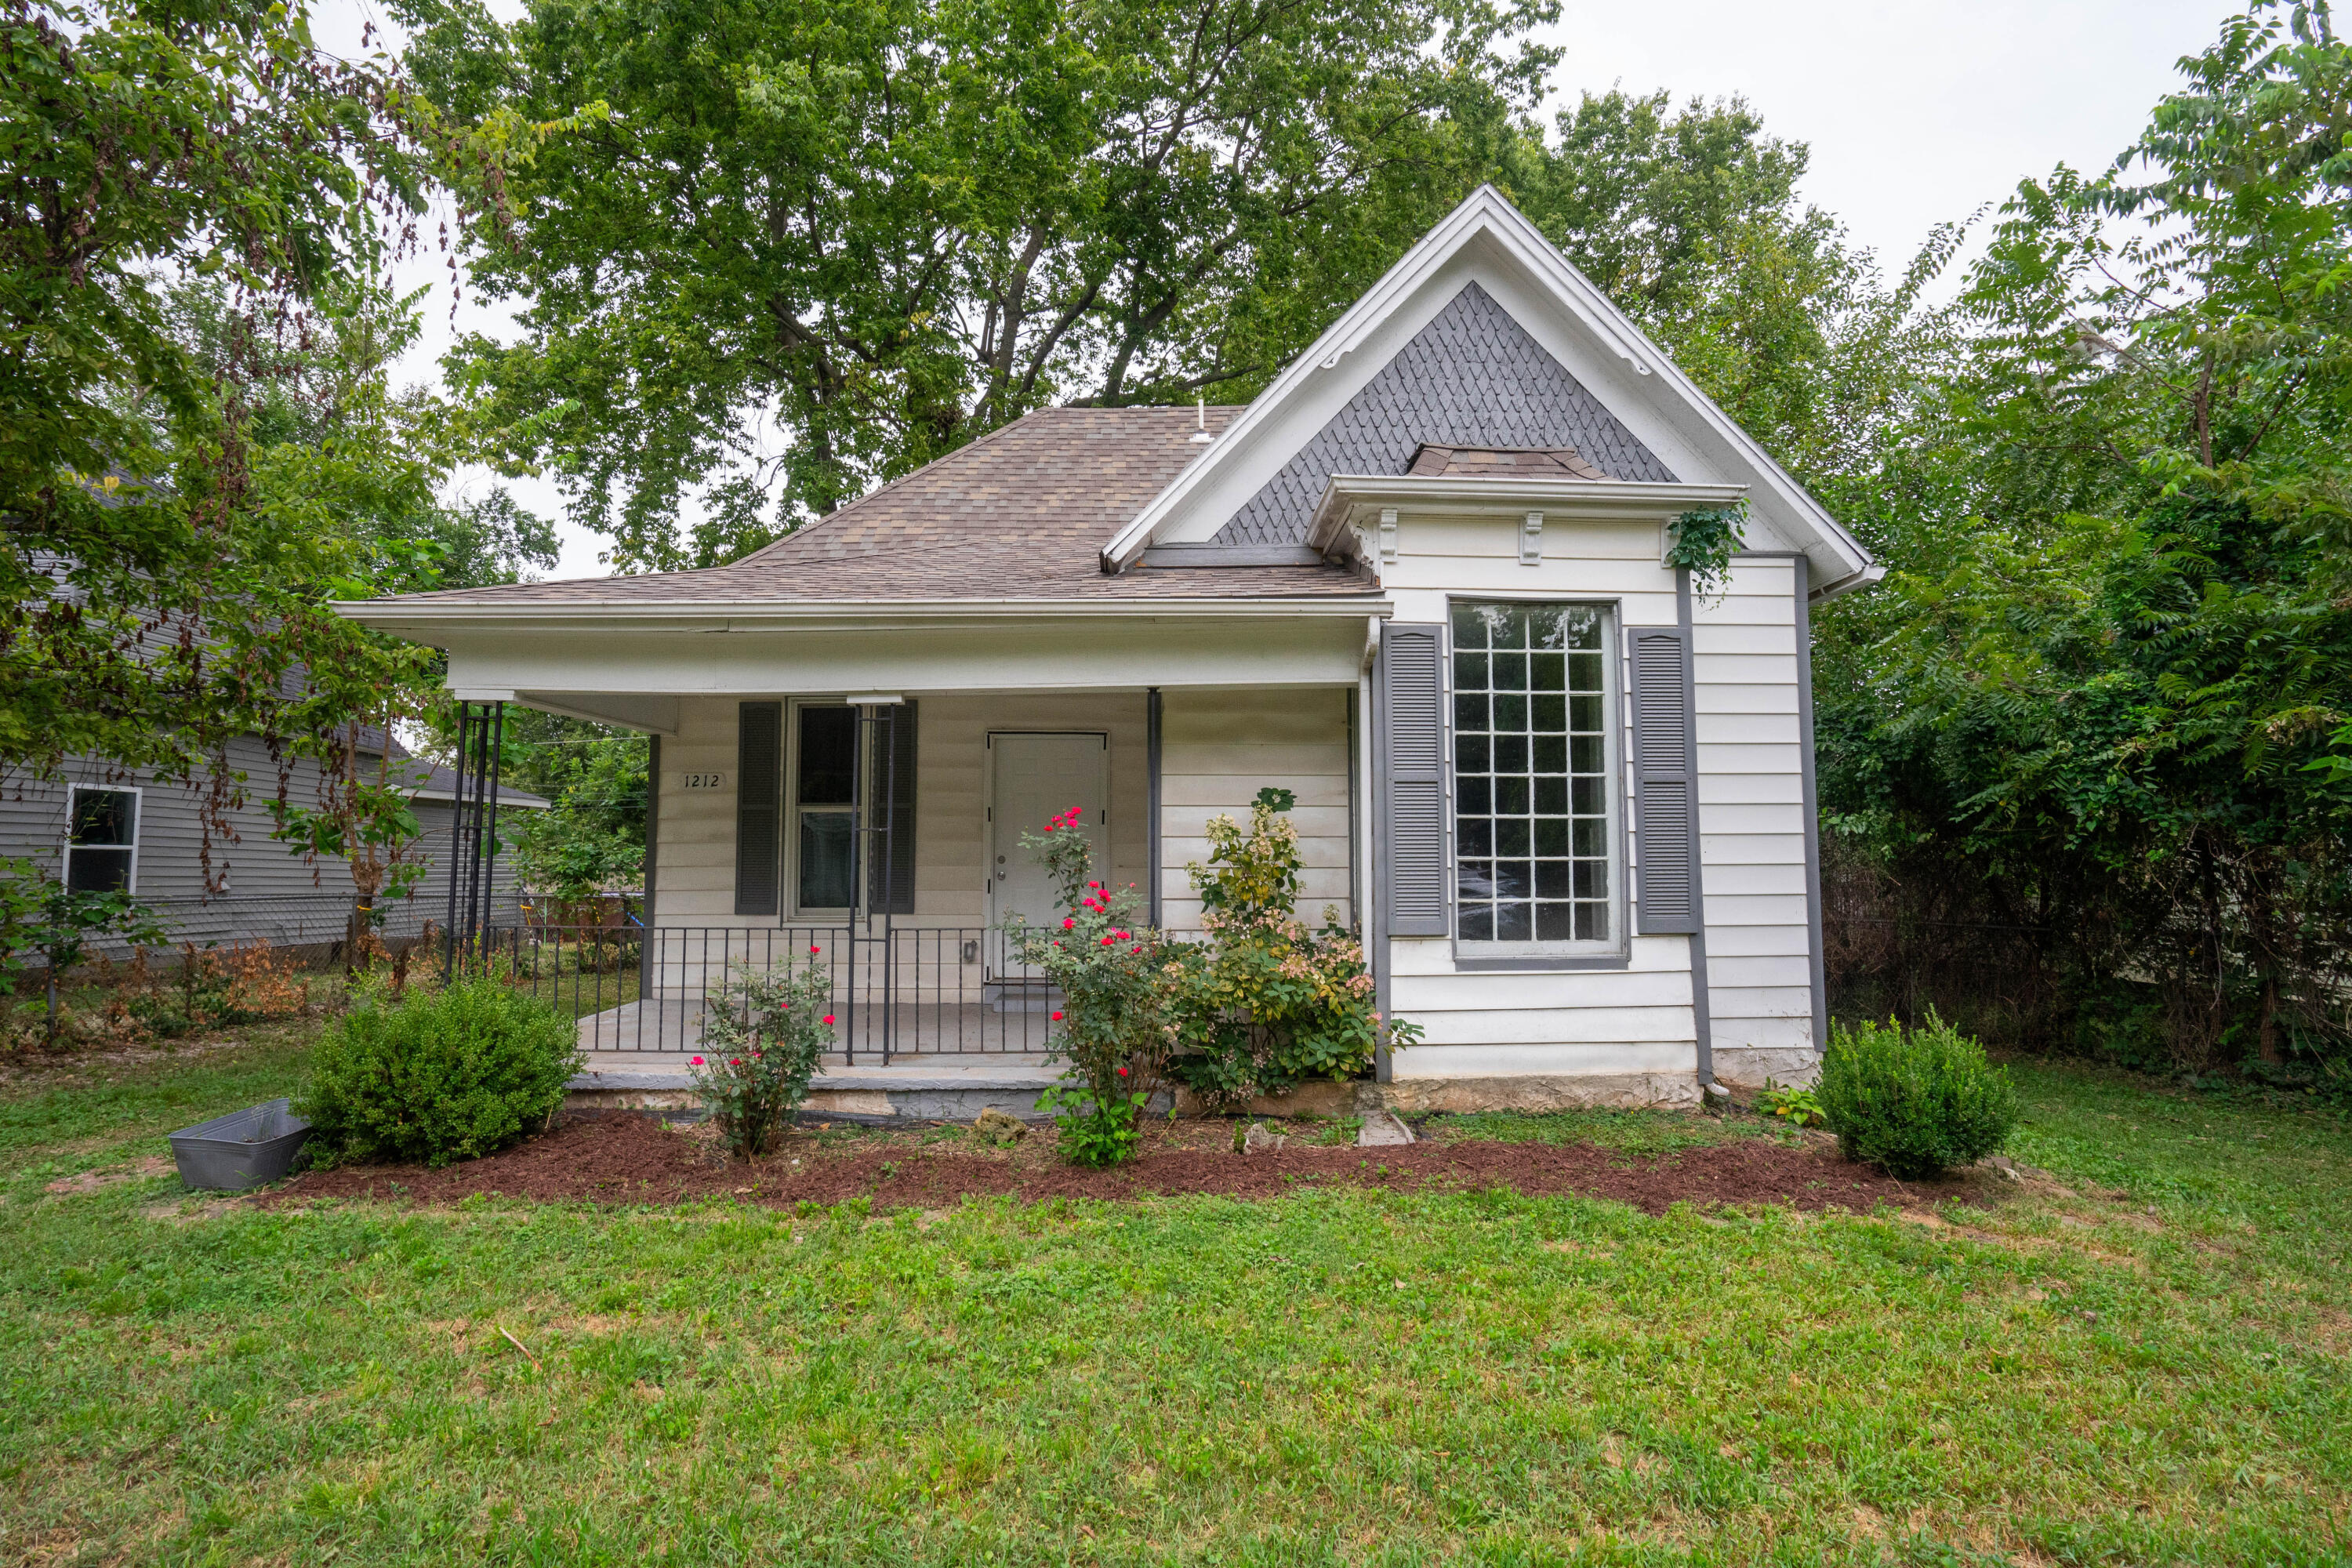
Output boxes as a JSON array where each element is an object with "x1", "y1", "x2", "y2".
[{"x1": 1665, "y1": 503, "x2": 1749, "y2": 600}]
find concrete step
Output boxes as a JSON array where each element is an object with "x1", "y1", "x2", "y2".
[{"x1": 569, "y1": 1051, "x2": 1062, "y2": 1123}]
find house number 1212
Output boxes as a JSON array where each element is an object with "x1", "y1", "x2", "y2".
[{"x1": 681, "y1": 773, "x2": 725, "y2": 789}]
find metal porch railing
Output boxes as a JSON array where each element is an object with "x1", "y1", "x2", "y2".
[{"x1": 480, "y1": 923, "x2": 1093, "y2": 1064}]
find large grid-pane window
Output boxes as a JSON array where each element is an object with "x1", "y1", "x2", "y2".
[{"x1": 1451, "y1": 602, "x2": 1614, "y2": 948}]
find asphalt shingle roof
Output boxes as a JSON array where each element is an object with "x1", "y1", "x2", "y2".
[
  {"x1": 376, "y1": 405, "x2": 1376, "y2": 608},
  {"x1": 1211, "y1": 281, "x2": 1675, "y2": 545}
]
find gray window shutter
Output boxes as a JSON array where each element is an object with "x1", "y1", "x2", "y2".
[
  {"x1": 866, "y1": 701, "x2": 917, "y2": 915},
  {"x1": 1379, "y1": 622, "x2": 1450, "y2": 937},
  {"x1": 1629, "y1": 627, "x2": 1700, "y2": 935},
  {"x1": 735, "y1": 701, "x2": 782, "y2": 916}
]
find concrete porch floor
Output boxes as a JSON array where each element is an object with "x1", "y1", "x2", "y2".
[{"x1": 575, "y1": 996, "x2": 1058, "y2": 1059}]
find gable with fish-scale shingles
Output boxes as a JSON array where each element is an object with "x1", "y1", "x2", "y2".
[{"x1": 1211, "y1": 281, "x2": 1676, "y2": 546}]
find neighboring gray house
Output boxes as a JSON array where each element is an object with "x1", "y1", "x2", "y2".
[{"x1": 1, "y1": 730, "x2": 546, "y2": 952}]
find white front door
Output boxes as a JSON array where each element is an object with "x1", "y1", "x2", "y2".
[{"x1": 988, "y1": 732, "x2": 1109, "y2": 967}]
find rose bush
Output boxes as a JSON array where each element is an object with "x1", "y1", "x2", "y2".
[
  {"x1": 687, "y1": 954, "x2": 836, "y2": 1158},
  {"x1": 1164, "y1": 789, "x2": 1418, "y2": 1109},
  {"x1": 1007, "y1": 807, "x2": 1166, "y2": 1167}
]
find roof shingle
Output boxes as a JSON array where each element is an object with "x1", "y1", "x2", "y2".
[{"x1": 379, "y1": 406, "x2": 1375, "y2": 608}]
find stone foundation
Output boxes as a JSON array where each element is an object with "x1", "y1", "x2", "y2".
[
  {"x1": 1171, "y1": 1081, "x2": 1379, "y2": 1120},
  {"x1": 1379, "y1": 1072, "x2": 1701, "y2": 1113},
  {"x1": 1710, "y1": 1047, "x2": 1822, "y2": 1092}
]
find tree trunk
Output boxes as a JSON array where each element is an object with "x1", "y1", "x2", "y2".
[{"x1": 2258, "y1": 975, "x2": 2284, "y2": 1066}]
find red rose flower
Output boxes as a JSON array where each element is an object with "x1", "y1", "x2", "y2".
[
  {"x1": 1062, "y1": 917, "x2": 1075, "y2": 930},
  {"x1": 691, "y1": 1055, "x2": 705, "y2": 1066},
  {"x1": 1116, "y1": 1066, "x2": 1129, "y2": 1076},
  {"x1": 822, "y1": 1014, "x2": 837, "y2": 1025},
  {"x1": 1051, "y1": 1011, "x2": 1064, "y2": 1021}
]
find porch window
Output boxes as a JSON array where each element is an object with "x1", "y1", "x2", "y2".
[
  {"x1": 65, "y1": 786, "x2": 140, "y2": 894},
  {"x1": 1450, "y1": 601, "x2": 1617, "y2": 952},
  {"x1": 795, "y1": 706, "x2": 858, "y2": 912}
]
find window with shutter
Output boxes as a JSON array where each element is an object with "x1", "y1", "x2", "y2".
[
  {"x1": 1450, "y1": 602, "x2": 1621, "y2": 954},
  {"x1": 1377, "y1": 622, "x2": 1450, "y2": 936},
  {"x1": 735, "y1": 702, "x2": 782, "y2": 916},
  {"x1": 1628, "y1": 626, "x2": 1700, "y2": 935},
  {"x1": 794, "y1": 705, "x2": 858, "y2": 913}
]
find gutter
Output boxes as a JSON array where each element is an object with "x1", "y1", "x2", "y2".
[
  {"x1": 333, "y1": 594, "x2": 1392, "y2": 639},
  {"x1": 1807, "y1": 562, "x2": 1886, "y2": 602}
]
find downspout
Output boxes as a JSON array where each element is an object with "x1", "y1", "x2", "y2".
[
  {"x1": 1677, "y1": 572, "x2": 1715, "y2": 1087},
  {"x1": 1793, "y1": 556, "x2": 1828, "y2": 1054},
  {"x1": 1363, "y1": 619, "x2": 1392, "y2": 1083}
]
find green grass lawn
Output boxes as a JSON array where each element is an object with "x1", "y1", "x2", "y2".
[{"x1": 2, "y1": 1040, "x2": 2347, "y2": 1566}]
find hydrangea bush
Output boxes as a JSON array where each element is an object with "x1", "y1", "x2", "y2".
[
  {"x1": 688, "y1": 953, "x2": 836, "y2": 1159},
  {"x1": 1163, "y1": 789, "x2": 1418, "y2": 1109}
]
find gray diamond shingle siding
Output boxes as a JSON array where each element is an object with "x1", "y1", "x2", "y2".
[{"x1": 1212, "y1": 281, "x2": 1676, "y2": 545}]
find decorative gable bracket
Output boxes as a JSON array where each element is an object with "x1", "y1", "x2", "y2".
[{"x1": 1311, "y1": 476, "x2": 1748, "y2": 568}]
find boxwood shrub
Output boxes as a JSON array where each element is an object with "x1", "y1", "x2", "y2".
[
  {"x1": 299, "y1": 978, "x2": 582, "y2": 1167},
  {"x1": 1818, "y1": 1014, "x2": 2020, "y2": 1179}
]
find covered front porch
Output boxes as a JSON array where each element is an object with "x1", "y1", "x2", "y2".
[{"x1": 510, "y1": 683, "x2": 1363, "y2": 1074}]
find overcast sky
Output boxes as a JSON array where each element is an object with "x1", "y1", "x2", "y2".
[{"x1": 329, "y1": 0, "x2": 2239, "y2": 580}]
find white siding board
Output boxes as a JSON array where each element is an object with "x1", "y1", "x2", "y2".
[
  {"x1": 1704, "y1": 893, "x2": 1809, "y2": 927},
  {"x1": 1701, "y1": 834, "x2": 1806, "y2": 865},
  {"x1": 1697, "y1": 803, "x2": 1805, "y2": 836},
  {"x1": 1701, "y1": 924, "x2": 1811, "y2": 957},
  {"x1": 1707, "y1": 954, "x2": 1813, "y2": 988},
  {"x1": 1392, "y1": 1042, "x2": 1698, "y2": 1079},
  {"x1": 1696, "y1": 712, "x2": 1801, "y2": 745},
  {"x1": 1711, "y1": 1016, "x2": 1815, "y2": 1051},
  {"x1": 1410, "y1": 1006, "x2": 1700, "y2": 1046},
  {"x1": 1692, "y1": 625, "x2": 1797, "y2": 655},
  {"x1": 1704, "y1": 862, "x2": 1808, "y2": 898},
  {"x1": 1695, "y1": 687, "x2": 1798, "y2": 715},
  {"x1": 1700, "y1": 775, "x2": 1802, "y2": 805},
  {"x1": 1696, "y1": 742, "x2": 1804, "y2": 775},
  {"x1": 1387, "y1": 935, "x2": 1690, "y2": 976},
  {"x1": 1693, "y1": 654, "x2": 1800, "y2": 685},
  {"x1": 1392, "y1": 966, "x2": 1697, "y2": 1012}
]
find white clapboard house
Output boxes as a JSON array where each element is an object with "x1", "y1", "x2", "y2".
[{"x1": 343, "y1": 187, "x2": 1877, "y2": 1110}]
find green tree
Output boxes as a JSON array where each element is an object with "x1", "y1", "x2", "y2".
[
  {"x1": 0, "y1": 0, "x2": 569, "y2": 916},
  {"x1": 392, "y1": 0, "x2": 1561, "y2": 569},
  {"x1": 1503, "y1": 89, "x2": 1944, "y2": 518},
  {"x1": 1813, "y1": 0, "x2": 2352, "y2": 1073}
]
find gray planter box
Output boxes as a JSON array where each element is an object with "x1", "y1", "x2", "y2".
[{"x1": 169, "y1": 1098, "x2": 312, "y2": 1191}]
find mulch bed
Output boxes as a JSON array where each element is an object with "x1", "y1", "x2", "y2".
[{"x1": 263, "y1": 1111, "x2": 1933, "y2": 1215}]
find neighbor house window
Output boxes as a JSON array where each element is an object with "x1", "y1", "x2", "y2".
[
  {"x1": 794, "y1": 705, "x2": 858, "y2": 912},
  {"x1": 1451, "y1": 601, "x2": 1617, "y2": 951},
  {"x1": 65, "y1": 786, "x2": 140, "y2": 894}
]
